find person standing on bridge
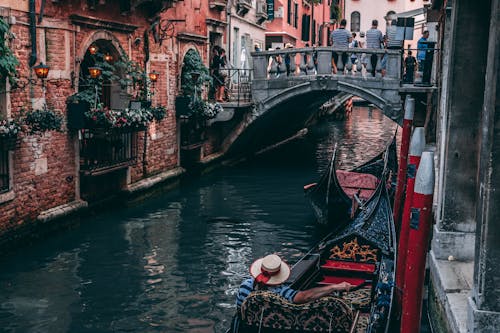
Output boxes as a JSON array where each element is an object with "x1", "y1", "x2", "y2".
[
  {"x1": 329, "y1": 19, "x2": 351, "y2": 74},
  {"x1": 365, "y1": 19, "x2": 384, "y2": 76}
]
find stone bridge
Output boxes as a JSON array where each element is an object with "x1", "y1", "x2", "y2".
[
  {"x1": 215, "y1": 47, "x2": 435, "y2": 154},
  {"x1": 250, "y1": 46, "x2": 431, "y2": 121}
]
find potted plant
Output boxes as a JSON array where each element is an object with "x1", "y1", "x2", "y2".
[
  {"x1": 24, "y1": 108, "x2": 64, "y2": 135},
  {"x1": 150, "y1": 105, "x2": 167, "y2": 121},
  {"x1": 0, "y1": 118, "x2": 21, "y2": 150}
]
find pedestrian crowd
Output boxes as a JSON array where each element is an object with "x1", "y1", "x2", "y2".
[{"x1": 265, "y1": 18, "x2": 431, "y2": 83}]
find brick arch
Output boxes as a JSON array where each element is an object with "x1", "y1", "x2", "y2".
[
  {"x1": 75, "y1": 30, "x2": 125, "y2": 92},
  {"x1": 79, "y1": 30, "x2": 124, "y2": 60}
]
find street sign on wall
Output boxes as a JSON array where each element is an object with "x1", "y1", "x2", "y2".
[{"x1": 267, "y1": 0, "x2": 274, "y2": 20}]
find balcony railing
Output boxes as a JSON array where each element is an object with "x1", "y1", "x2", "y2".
[
  {"x1": 80, "y1": 129, "x2": 139, "y2": 176},
  {"x1": 224, "y1": 68, "x2": 252, "y2": 106},
  {"x1": 236, "y1": 0, "x2": 252, "y2": 15},
  {"x1": 209, "y1": 0, "x2": 227, "y2": 10},
  {"x1": 256, "y1": 0, "x2": 268, "y2": 23}
]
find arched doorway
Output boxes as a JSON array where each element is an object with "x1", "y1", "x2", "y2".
[
  {"x1": 78, "y1": 39, "x2": 128, "y2": 110},
  {"x1": 76, "y1": 39, "x2": 141, "y2": 202}
]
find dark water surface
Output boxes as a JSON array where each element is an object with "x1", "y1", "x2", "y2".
[{"x1": 0, "y1": 108, "x2": 398, "y2": 333}]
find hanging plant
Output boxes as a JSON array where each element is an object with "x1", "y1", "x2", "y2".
[
  {"x1": 0, "y1": 17, "x2": 19, "y2": 85},
  {"x1": 150, "y1": 105, "x2": 167, "y2": 121},
  {"x1": 188, "y1": 99, "x2": 222, "y2": 120},
  {"x1": 24, "y1": 108, "x2": 64, "y2": 135}
]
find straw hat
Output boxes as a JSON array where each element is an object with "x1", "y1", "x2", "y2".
[{"x1": 250, "y1": 254, "x2": 291, "y2": 286}]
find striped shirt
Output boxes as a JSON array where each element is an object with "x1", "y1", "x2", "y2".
[
  {"x1": 235, "y1": 278, "x2": 298, "y2": 307},
  {"x1": 330, "y1": 28, "x2": 351, "y2": 48},
  {"x1": 386, "y1": 25, "x2": 402, "y2": 48},
  {"x1": 366, "y1": 28, "x2": 384, "y2": 49}
]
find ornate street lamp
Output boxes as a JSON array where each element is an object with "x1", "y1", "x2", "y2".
[
  {"x1": 33, "y1": 62, "x2": 50, "y2": 79},
  {"x1": 88, "y1": 44, "x2": 98, "y2": 55},
  {"x1": 88, "y1": 66, "x2": 102, "y2": 79},
  {"x1": 148, "y1": 70, "x2": 159, "y2": 83},
  {"x1": 33, "y1": 62, "x2": 50, "y2": 101}
]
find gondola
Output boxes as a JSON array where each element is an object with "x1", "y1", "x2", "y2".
[
  {"x1": 230, "y1": 164, "x2": 396, "y2": 333},
  {"x1": 303, "y1": 135, "x2": 397, "y2": 229}
]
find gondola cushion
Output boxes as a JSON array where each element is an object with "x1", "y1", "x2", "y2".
[{"x1": 240, "y1": 291, "x2": 353, "y2": 332}]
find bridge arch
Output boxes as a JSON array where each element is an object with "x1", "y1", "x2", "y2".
[{"x1": 256, "y1": 80, "x2": 395, "y2": 118}]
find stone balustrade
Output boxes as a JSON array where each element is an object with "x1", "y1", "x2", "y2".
[{"x1": 251, "y1": 47, "x2": 402, "y2": 80}]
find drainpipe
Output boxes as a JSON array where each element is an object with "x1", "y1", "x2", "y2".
[
  {"x1": 226, "y1": 0, "x2": 232, "y2": 61},
  {"x1": 29, "y1": 0, "x2": 37, "y2": 67}
]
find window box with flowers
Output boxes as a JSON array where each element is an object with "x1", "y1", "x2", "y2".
[
  {"x1": 0, "y1": 118, "x2": 21, "y2": 151},
  {"x1": 84, "y1": 104, "x2": 152, "y2": 132},
  {"x1": 23, "y1": 108, "x2": 64, "y2": 135}
]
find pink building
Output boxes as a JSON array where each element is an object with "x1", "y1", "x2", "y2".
[{"x1": 265, "y1": 0, "x2": 345, "y2": 49}]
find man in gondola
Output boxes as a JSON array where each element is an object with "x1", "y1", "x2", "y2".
[{"x1": 235, "y1": 254, "x2": 353, "y2": 307}]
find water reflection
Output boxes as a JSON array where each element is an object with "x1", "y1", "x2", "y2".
[{"x1": 0, "y1": 107, "x2": 397, "y2": 332}]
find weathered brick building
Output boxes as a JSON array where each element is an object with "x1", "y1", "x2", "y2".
[{"x1": 0, "y1": 0, "x2": 226, "y2": 245}]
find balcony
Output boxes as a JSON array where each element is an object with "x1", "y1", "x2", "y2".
[
  {"x1": 256, "y1": 0, "x2": 268, "y2": 24},
  {"x1": 236, "y1": 0, "x2": 252, "y2": 16},
  {"x1": 209, "y1": 0, "x2": 227, "y2": 11},
  {"x1": 80, "y1": 129, "x2": 139, "y2": 176}
]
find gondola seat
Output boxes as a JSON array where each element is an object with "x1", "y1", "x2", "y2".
[{"x1": 240, "y1": 291, "x2": 353, "y2": 332}]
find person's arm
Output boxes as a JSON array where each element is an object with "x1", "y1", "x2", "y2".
[{"x1": 293, "y1": 282, "x2": 352, "y2": 304}]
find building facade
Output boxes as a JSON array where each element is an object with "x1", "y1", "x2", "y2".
[
  {"x1": 0, "y1": 0, "x2": 226, "y2": 246},
  {"x1": 264, "y1": 0, "x2": 343, "y2": 49},
  {"x1": 344, "y1": 0, "x2": 430, "y2": 49}
]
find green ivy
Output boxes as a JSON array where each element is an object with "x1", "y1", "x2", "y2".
[
  {"x1": 330, "y1": 5, "x2": 341, "y2": 21},
  {"x1": 0, "y1": 17, "x2": 19, "y2": 86},
  {"x1": 180, "y1": 49, "x2": 211, "y2": 98},
  {"x1": 70, "y1": 50, "x2": 147, "y2": 105},
  {"x1": 24, "y1": 108, "x2": 64, "y2": 135}
]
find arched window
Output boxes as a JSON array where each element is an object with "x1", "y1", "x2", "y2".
[{"x1": 351, "y1": 11, "x2": 360, "y2": 32}]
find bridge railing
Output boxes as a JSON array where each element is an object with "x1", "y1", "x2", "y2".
[
  {"x1": 224, "y1": 68, "x2": 252, "y2": 105},
  {"x1": 251, "y1": 47, "x2": 402, "y2": 80}
]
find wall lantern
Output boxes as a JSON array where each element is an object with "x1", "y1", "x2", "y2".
[
  {"x1": 88, "y1": 45, "x2": 98, "y2": 55},
  {"x1": 33, "y1": 62, "x2": 50, "y2": 79},
  {"x1": 104, "y1": 54, "x2": 113, "y2": 62},
  {"x1": 148, "y1": 70, "x2": 159, "y2": 83},
  {"x1": 88, "y1": 66, "x2": 102, "y2": 79}
]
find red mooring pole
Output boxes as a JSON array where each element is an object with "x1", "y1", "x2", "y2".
[
  {"x1": 396, "y1": 127, "x2": 425, "y2": 311},
  {"x1": 393, "y1": 96, "x2": 415, "y2": 227},
  {"x1": 401, "y1": 151, "x2": 435, "y2": 333}
]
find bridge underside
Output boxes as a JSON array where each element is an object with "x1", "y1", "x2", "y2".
[{"x1": 252, "y1": 75, "x2": 404, "y2": 121}]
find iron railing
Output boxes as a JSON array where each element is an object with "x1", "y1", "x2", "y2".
[
  {"x1": 80, "y1": 129, "x2": 139, "y2": 175},
  {"x1": 223, "y1": 68, "x2": 252, "y2": 106}
]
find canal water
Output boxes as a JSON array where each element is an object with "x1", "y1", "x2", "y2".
[{"x1": 0, "y1": 107, "x2": 399, "y2": 333}]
